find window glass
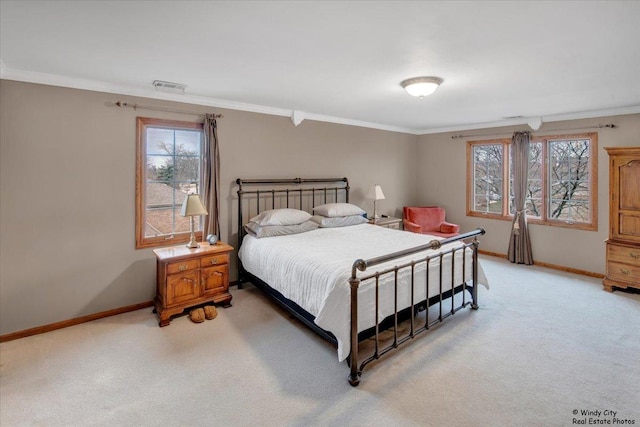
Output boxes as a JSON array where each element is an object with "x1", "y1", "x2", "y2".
[
  {"x1": 548, "y1": 138, "x2": 591, "y2": 224},
  {"x1": 473, "y1": 144, "x2": 504, "y2": 214},
  {"x1": 467, "y1": 133, "x2": 596, "y2": 230},
  {"x1": 136, "y1": 118, "x2": 204, "y2": 249}
]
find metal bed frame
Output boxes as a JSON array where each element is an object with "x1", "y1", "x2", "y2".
[{"x1": 236, "y1": 177, "x2": 485, "y2": 386}]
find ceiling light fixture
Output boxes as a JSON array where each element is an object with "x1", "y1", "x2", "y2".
[{"x1": 400, "y1": 76, "x2": 443, "y2": 98}]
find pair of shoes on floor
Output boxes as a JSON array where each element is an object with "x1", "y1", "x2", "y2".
[
  {"x1": 189, "y1": 306, "x2": 218, "y2": 323},
  {"x1": 204, "y1": 305, "x2": 218, "y2": 320}
]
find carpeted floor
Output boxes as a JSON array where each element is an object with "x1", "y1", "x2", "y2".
[{"x1": 1, "y1": 256, "x2": 639, "y2": 426}]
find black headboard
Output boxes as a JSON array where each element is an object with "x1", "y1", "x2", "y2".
[{"x1": 236, "y1": 177, "x2": 350, "y2": 244}]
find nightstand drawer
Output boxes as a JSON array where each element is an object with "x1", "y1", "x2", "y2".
[
  {"x1": 201, "y1": 253, "x2": 229, "y2": 267},
  {"x1": 607, "y1": 244, "x2": 640, "y2": 265},
  {"x1": 607, "y1": 261, "x2": 640, "y2": 283},
  {"x1": 167, "y1": 259, "x2": 199, "y2": 274}
]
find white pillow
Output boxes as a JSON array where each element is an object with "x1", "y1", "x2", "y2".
[
  {"x1": 244, "y1": 220, "x2": 319, "y2": 238},
  {"x1": 310, "y1": 214, "x2": 368, "y2": 228},
  {"x1": 249, "y1": 208, "x2": 312, "y2": 226},
  {"x1": 313, "y1": 203, "x2": 365, "y2": 218}
]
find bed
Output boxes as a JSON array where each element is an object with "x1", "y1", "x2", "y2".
[{"x1": 236, "y1": 177, "x2": 487, "y2": 386}]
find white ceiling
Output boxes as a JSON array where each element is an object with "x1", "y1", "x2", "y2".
[{"x1": 2, "y1": 1, "x2": 640, "y2": 134}]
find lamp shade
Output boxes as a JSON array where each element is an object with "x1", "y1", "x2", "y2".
[
  {"x1": 368, "y1": 185, "x2": 386, "y2": 201},
  {"x1": 400, "y1": 76, "x2": 443, "y2": 98},
  {"x1": 181, "y1": 194, "x2": 208, "y2": 217}
]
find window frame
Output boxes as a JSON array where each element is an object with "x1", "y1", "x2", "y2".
[
  {"x1": 136, "y1": 117, "x2": 205, "y2": 249},
  {"x1": 466, "y1": 132, "x2": 598, "y2": 231}
]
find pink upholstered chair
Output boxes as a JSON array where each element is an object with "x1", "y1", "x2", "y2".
[{"x1": 403, "y1": 206, "x2": 460, "y2": 238}]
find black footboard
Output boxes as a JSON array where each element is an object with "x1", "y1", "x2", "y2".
[{"x1": 347, "y1": 228, "x2": 485, "y2": 386}]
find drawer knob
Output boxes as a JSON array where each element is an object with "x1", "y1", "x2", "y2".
[
  {"x1": 630, "y1": 252, "x2": 640, "y2": 259},
  {"x1": 619, "y1": 268, "x2": 631, "y2": 275},
  {"x1": 210, "y1": 259, "x2": 218, "y2": 265},
  {"x1": 178, "y1": 264, "x2": 188, "y2": 271}
]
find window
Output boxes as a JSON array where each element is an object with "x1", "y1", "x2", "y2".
[
  {"x1": 467, "y1": 133, "x2": 597, "y2": 230},
  {"x1": 136, "y1": 117, "x2": 204, "y2": 249}
]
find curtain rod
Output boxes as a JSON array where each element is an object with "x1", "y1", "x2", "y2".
[
  {"x1": 113, "y1": 101, "x2": 223, "y2": 118},
  {"x1": 450, "y1": 123, "x2": 615, "y2": 140}
]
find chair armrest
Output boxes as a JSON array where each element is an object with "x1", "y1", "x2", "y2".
[
  {"x1": 403, "y1": 219, "x2": 422, "y2": 233},
  {"x1": 440, "y1": 222, "x2": 460, "y2": 234}
]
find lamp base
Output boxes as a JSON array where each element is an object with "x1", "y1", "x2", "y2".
[
  {"x1": 372, "y1": 200, "x2": 381, "y2": 223},
  {"x1": 185, "y1": 217, "x2": 199, "y2": 248}
]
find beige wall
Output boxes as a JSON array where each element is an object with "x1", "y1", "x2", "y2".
[
  {"x1": 416, "y1": 114, "x2": 640, "y2": 274},
  {"x1": 0, "y1": 80, "x2": 418, "y2": 335},
  {"x1": 2, "y1": 79, "x2": 638, "y2": 336}
]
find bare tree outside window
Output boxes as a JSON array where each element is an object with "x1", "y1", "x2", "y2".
[
  {"x1": 147, "y1": 140, "x2": 200, "y2": 192},
  {"x1": 473, "y1": 144, "x2": 504, "y2": 214},
  {"x1": 468, "y1": 133, "x2": 596, "y2": 230},
  {"x1": 145, "y1": 129, "x2": 202, "y2": 238},
  {"x1": 548, "y1": 139, "x2": 590, "y2": 223},
  {"x1": 136, "y1": 117, "x2": 204, "y2": 249}
]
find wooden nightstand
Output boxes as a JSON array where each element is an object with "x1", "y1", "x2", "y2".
[
  {"x1": 153, "y1": 242, "x2": 234, "y2": 327},
  {"x1": 370, "y1": 216, "x2": 403, "y2": 230}
]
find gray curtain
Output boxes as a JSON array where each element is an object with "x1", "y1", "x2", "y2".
[
  {"x1": 202, "y1": 114, "x2": 220, "y2": 239},
  {"x1": 508, "y1": 131, "x2": 534, "y2": 264}
]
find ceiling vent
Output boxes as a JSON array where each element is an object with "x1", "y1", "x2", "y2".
[{"x1": 153, "y1": 80, "x2": 187, "y2": 94}]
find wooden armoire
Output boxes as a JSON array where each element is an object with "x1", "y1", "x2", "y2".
[{"x1": 603, "y1": 147, "x2": 640, "y2": 292}]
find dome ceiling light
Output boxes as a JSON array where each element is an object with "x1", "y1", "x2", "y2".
[{"x1": 400, "y1": 76, "x2": 443, "y2": 98}]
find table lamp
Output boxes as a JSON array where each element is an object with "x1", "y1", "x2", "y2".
[
  {"x1": 181, "y1": 193, "x2": 208, "y2": 248},
  {"x1": 368, "y1": 185, "x2": 385, "y2": 223}
]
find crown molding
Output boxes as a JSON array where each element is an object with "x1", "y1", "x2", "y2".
[
  {"x1": 0, "y1": 65, "x2": 295, "y2": 117},
  {"x1": 298, "y1": 111, "x2": 416, "y2": 134},
  {"x1": 415, "y1": 118, "x2": 530, "y2": 135},
  {"x1": 417, "y1": 105, "x2": 640, "y2": 135},
  {"x1": 539, "y1": 105, "x2": 640, "y2": 123},
  {"x1": 0, "y1": 65, "x2": 416, "y2": 134},
  {"x1": 1, "y1": 64, "x2": 637, "y2": 137}
]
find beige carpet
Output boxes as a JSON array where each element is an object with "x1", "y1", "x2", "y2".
[{"x1": 1, "y1": 256, "x2": 639, "y2": 426}]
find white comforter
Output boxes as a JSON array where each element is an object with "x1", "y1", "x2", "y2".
[{"x1": 238, "y1": 223, "x2": 488, "y2": 361}]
